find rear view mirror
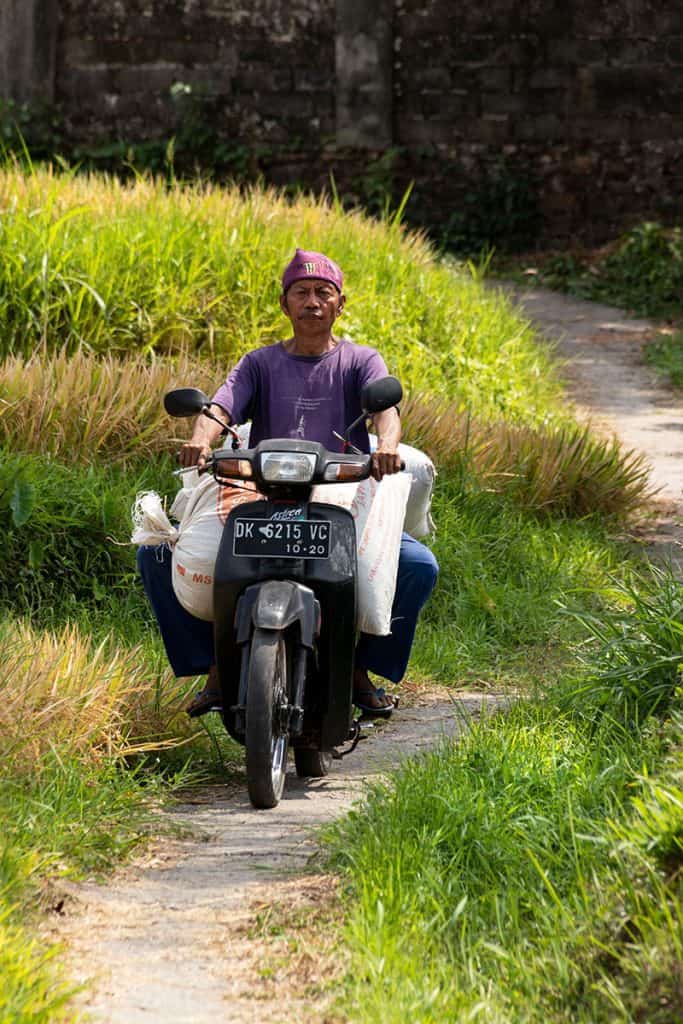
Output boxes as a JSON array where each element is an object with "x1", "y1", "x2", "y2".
[
  {"x1": 164, "y1": 387, "x2": 210, "y2": 417},
  {"x1": 361, "y1": 376, "x2": 403, "y2": 415}
]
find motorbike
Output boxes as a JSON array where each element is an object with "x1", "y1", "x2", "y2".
[{"x1": 164, "y1": 376, "x2": 403, "y2": 809}]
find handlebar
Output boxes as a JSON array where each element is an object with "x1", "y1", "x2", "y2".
[{"x1": 174, "y1": 454, "x2": 406, "y2": 478}]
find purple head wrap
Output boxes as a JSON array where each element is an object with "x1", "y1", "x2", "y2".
[{"x1": 281, "y1": 248, "x2": 343, "y2": 293}]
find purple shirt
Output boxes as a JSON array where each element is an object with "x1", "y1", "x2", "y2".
[{"x1": 212, "y1": 340, "x2": 389, "y2": 453}]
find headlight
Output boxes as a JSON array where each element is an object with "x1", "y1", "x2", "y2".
[
  {"x1": 260, "y1": 451, "x2": 317, "y2": 483},
  {"x1": 322, "y1": 462, "x2": 367, "y2": 481}
]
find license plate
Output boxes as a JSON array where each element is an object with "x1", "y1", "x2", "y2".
[{"x1": 232, "y1": 518, "x2": 331, "y2": 559}]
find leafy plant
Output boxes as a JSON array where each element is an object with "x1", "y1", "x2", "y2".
[
  {"x1": 0, "y1": 98, "x2": 63, "y2": 160},
  {"x1": 530, "y1": 222, "x2": 683, "y2": 319},
  {"x1": 564, "y1": 567, "x2": 683, "y2": 722},
  {"x1": 644, "y1": 330, "x2": 683, "y2": 389}
]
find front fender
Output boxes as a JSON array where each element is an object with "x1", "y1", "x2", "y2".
[{"x1": 235, "y1": 581, "x2": 320, "y2": 647}]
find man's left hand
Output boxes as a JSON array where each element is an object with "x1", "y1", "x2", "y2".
[{"x1": 371, "y1": 448, "x2": 402, "y2": 481}]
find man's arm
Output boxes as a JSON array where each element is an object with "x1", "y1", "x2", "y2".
[
  {"x1": 371, "y1": 406, "x2": 402, "y2": 481},
  {"x1": 179, "y1": 404, "x2": 231, "y2": 468}
]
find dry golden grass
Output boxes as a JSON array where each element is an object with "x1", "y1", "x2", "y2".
[
  {"x1": 0, "y1": 346, "x2": 214, "y2": 461},
  {"x1": 0, "y1": 617, "x2": 192, "y2": 767},
  {"x1": 402, "y1": 393, "x2": 654, "y2": 517},
  {"x1": 0, "y1": 349, "x2": 653, "y2": 516}
]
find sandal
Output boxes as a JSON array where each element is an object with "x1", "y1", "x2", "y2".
[
  {"x1": 353, "y1": 686, "x2": 399, "y2": 720},
  {"x1": 185, "y1": 687, "x2": 222, "y2": 718}
]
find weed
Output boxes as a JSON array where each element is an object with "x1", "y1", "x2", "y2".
[
  {"x1": 562, "y1": 566, "x2": 683, "y2": 723},
  {"x1": 645, "y1": 330, "x2": 683, "y2": 390}
]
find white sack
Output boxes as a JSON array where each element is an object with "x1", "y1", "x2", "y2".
[
  {"x1": 312, "y1": 473, "x2": 411, "y2": 635},
  {"x1": 136, "y1": 470, "x2": 410, "y2": 634},
  {"x1": 133, "y1": 425, "x2": 427, "y2": 631},
  {"x1": 169, "y1": 467, "x2": 200, "y2": 521},
  {"x1": 368, "y1": 435, "x2": 436, "y2": 538},
  {"x1": 171, "y1": 475, "x2": 258, "y2": 622}
]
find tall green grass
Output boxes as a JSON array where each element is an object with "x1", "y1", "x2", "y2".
[
  {"x1": 0, "y1": 448, "x2": 171, "y2": 635},
  {"x1": 412, "y1": 482, "x2": 621, "y2": 682},
  {"x1": 324, "y1": 575, "x2": 683, "y2": 1022},
  {"x1": 0, "y1": 166, "x2": 561, "y2": 424},
  {"x1": 562, "y1": 566, "x2": 683, "y2": 723}
]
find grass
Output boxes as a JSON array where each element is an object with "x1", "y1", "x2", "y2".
[
  {"x1": 402, "y1": 393, "x2": 653, "y2": 518},
  {"x1": 0, "y1": 347, "x2": 207, "y2": 463},
  {"x1": 324, "y1": 574, "x2": 683, "y2": 1020},
  {"x1": 0, "y1": 447, "x2": 173, "y2": 624},
  {"x1": 0, "y1": 167, "x2": 673, "y2": 1018},
  {"x1": 411, "y1": 482, "x2": 624, "y2": 683},
  {"x1": 0, "y1": 350, "x2": 652, "y2": 519},
  {"x1": 0, "y1": 165, "x2": 561, "y2": 424}
]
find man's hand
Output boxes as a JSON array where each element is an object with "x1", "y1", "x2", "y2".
[
  {"x1": 178, "y1": 441, "x2": 213, "y2": 470},
  {"x1": 177, "y1": 402, "x2": 229, "y2": 470},
  {"x1": 371, "y1": 447, "x2": 402, "y2": 481}
]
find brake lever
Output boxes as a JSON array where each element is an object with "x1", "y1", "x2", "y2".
[{"x1": 172, "y1": 455, "x2": 215, "y2": 477}]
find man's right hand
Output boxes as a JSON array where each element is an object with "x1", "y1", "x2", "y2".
[{"x1": 178, "y1": 442, "x2": 212, "y2": 469}]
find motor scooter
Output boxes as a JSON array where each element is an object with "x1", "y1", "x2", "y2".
[{"x1": 164, "y1": 376, "x2": 403, "y2": 808}]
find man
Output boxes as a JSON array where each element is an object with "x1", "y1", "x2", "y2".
[{"x1": 138, "y1": 248, "x2": 438, "y2": 717}]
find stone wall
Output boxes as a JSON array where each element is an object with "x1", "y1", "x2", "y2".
[
  {"x1": 391, "y1": 0, "x2": 683, "y2": 241},
  {"x1": 55, "y1": 0, "x2": 337, "y2": 145},
  {"x1": 2, "y1": 0, "x2": 682, "y2": 245}
]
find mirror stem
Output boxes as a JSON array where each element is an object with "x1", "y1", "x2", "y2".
[{"x1": 201, "y1": 405, "x2": 239, "y2": 442}]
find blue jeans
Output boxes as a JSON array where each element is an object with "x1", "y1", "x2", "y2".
[{"x1": 137, "y1": 533, "x2": 437, "y2": 685}]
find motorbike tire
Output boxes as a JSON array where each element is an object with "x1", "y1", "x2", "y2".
[
  {"x1": 294, "y1": 748, "x2": 333, "y2": 778},
  {"x1": 245, "y1": 628, "x2": 289, "y2": 809}
]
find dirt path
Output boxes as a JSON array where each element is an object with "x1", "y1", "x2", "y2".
[
  {"x1": 55, "y1": 284, "x2": 682, "y2": 1022},
  {"x1": 57, "y1": 691, "x2": 498, "y2": 1023},
  {"x1": 498, "y1": 283, "x2": 683, "y2": 573}
]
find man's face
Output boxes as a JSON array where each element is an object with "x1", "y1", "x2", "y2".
[{"x1": 280, "y1": 278, "x2": 345, "y2": 331}]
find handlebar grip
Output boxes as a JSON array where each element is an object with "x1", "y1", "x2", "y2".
[{"x1": 400, "y1": 460, "x2": 406, "y2": 471}]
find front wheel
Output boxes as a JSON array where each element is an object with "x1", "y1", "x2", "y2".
[
  {"x1": 294, "y1": 748, "x2": 333, "y2": 778},
  {"x1": 245, "y1": 628, "x2": 289, "y2": 808}
]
